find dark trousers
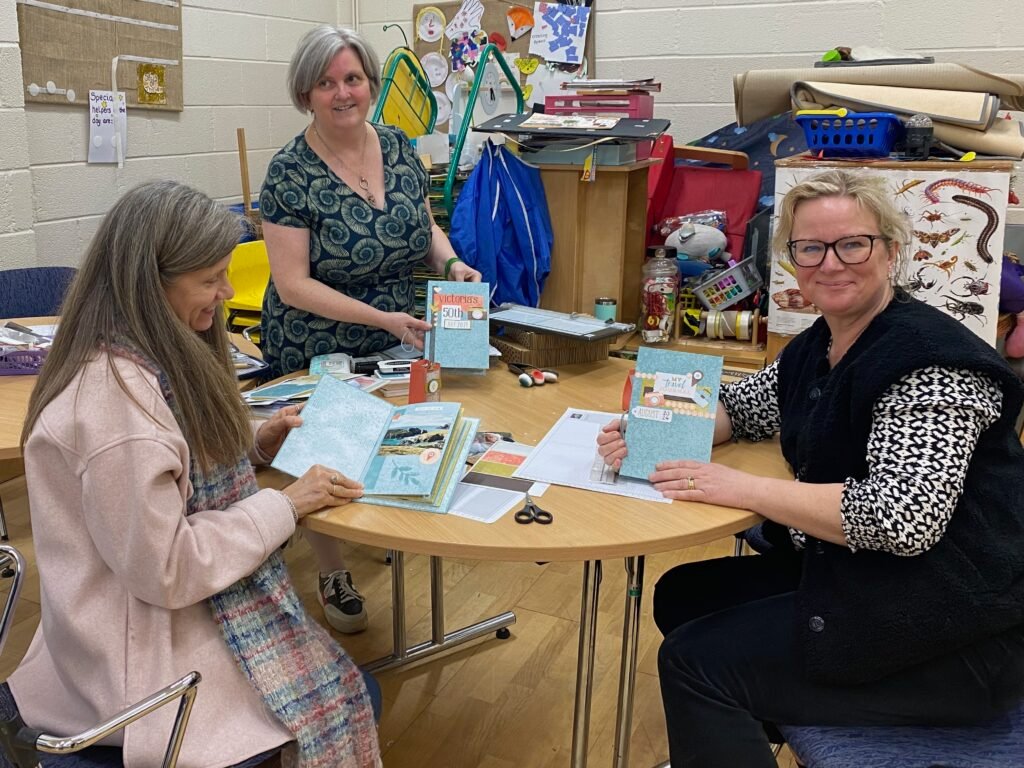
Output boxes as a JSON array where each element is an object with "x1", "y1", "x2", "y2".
[{"x1": 653, "y1": 553, "x2": 1024, "y2": 768}]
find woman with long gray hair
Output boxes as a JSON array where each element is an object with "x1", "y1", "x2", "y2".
[{"x1": 5, "y1": 180, "x2": 381, "y2": 768}]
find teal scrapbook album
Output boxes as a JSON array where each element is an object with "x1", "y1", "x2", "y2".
[
  {"x1": 618, "y1": 347, "x2": 723, "y2": 481},
  {"x1": 424, "y1": 280, "x2": 491, "y2": 373},
  {"x1": 271, "y1": 375, "x2": 472, "y2": 513}
]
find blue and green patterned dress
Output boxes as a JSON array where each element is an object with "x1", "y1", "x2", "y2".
[{"x1": 258, "y1": 124, "x2": 432, "y2": 377}]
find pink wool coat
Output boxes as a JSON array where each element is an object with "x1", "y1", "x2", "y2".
[{"x1": 9, "y1": 355, "x2": 296, "y2": 767}]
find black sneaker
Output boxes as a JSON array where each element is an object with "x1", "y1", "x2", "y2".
[{"x1": 317, "y1": 570, "x2": 368, "y2": 634}]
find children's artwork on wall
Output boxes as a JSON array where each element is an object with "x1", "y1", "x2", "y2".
[
  {"x1": 524, "y1": 63, "x2": 576, "y2": 108},
  {"x1": 506, "y1": 5, "x2": 535, "y2": 40},
  {"x1": 446, "y1": 0, "x2": 486, "y2": 39},
  {"x1": 422, "y1": 52, "x2": 449, "y2": 87},
  {"x1": 433, "y1": 90, "x2": 452, "y2": 126},
  {"x1": 413, "y1": 0, "x2": 595, "y2": 113},
  {"x1": 137, "y1": 63, "x2": 167, "y2": 106},
  {"x1": 528, "y1": 2, "x2": 591, "y2": 65},
  {"x1": 451, "y1": 30, "x2": 488, "y2": 71},
  {"x1": 767, "y1": 161, "x2": 1012, "y2": 346},
  {"x1": 417, "y1": 6, "x2": 447, "y2": 43}
]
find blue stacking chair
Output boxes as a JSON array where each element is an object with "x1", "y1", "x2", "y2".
[
  {"x1": 0, "y1": 268, "x2": 77, "y2": 318},
  {"x1": 0, "y1": 267, "x2": 78, "y2": 542},
  {"x1": 779, "y1": 704, "x2": 1024, "y2": 768}
]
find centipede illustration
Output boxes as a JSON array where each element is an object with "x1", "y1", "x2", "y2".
[
  {"x1": 895, "y1": 179, "x2": 925, "y2": 198},
  {"x1": 922, "y1": 178, "x2": 995, "y2": 204},
  {"x1": 952, "y1": 194, "x2": 998, "y2": 263}
]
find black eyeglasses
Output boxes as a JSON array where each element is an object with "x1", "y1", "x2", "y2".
[{"x1": 785, "y1": 235, "x2": 887, "y2": 267}]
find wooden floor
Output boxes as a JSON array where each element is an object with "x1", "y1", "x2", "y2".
[{"x1": 0, "y1": 473, "x2": 797, "y2": 767}]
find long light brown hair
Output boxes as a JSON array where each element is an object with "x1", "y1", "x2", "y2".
[{"x1": 22, "y1": 180, "x2": 252, "y2": 470}]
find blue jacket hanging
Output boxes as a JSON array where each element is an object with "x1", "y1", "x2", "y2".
[{"x1": 449, "y1": 141, "x2": 553, "y2": 307}]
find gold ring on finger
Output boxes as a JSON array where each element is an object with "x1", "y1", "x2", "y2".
[
  {"x1": 330, "y1": 474, "x2": 340, "y2": 485},
  {"x1": 686, "y1": 476, "x2": 696, "y2": 491}
]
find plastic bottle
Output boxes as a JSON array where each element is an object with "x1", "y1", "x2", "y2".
[{"x1": 640, "y1": 245, "x2": 679, "y2": 343}]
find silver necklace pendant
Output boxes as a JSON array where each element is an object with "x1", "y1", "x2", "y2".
[{"x1": 358, "y1": 176, "x2": 375, "y2": 206}]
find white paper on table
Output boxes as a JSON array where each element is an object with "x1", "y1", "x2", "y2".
[
  {"x1": 27, "y1": 324, "x2": 59, "y2": 337},
  {"x1": 88, "y1": 90, "x2": 127, "y2": 164},
  {"x1": 514, "y1": 408, "x2": 670, "y2": 503},
  {"x1": 448, "y1": 482, "x2": 525, "y2": 524}
]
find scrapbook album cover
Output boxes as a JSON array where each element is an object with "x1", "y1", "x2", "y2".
[
  {"x1": 271, "y1": 375, "x2": 470, "y2": 511},
  {"x1": 618, "y1": 347, "x2": 723, "y2": 481},
  {"x1": 424, "y1": 280, "x2": 491, "y2": 372}
]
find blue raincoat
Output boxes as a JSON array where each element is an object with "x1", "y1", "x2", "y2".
[{"x1": 449, "y1": 141, "x2": 553, "y2": 307}]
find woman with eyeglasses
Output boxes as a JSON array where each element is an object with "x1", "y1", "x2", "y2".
[{"x1": 598, "y1": 169, "x2": 1024, "y2": 767}]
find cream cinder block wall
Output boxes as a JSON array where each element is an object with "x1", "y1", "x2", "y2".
[
  {"x1": 0, "y1": 0, "x2": 36, "y2": 267},
  {"x1": 1, "y1": 0, "x2": 350, "y2": 270},
  {"x1": 3, "y1": 0, "x2": 1022, "y2": 270}
]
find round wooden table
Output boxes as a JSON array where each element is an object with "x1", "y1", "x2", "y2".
[{"x1": 260, "y1": 356, "x2": 791, "y2": 768}]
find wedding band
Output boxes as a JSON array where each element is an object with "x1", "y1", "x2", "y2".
[
  {"x1": 686, "y1": 476, "x2": 696, "y2": 491},
  {"x1": 330, "y1": 474, "x2": 340, "y2": 485}
]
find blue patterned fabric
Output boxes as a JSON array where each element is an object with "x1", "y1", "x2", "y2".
[
  {"x1": 690, "y1": 112, "x2": 808, "y2": 209},
  {"x1": 259, "y1": 124, "x2": 432, "y2": 377},
  {"x1": 781, "y1": 698, "x2": 1024, "y2": 768}
]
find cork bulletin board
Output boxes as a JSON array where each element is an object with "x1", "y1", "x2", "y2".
[
  {"x1": 412, "y1": 1, "x2": 595, "y2": 126},
  {"x1": 16, "y1": 0, "x2": 183, "y2": 112}
]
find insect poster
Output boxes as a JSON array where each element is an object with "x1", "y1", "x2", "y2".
[{"x1": 767, "y1": 159, "x2": 1012, "y2": 346}]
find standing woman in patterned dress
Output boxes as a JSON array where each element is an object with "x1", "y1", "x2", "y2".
[
  {"x1": 597, "y1": 170, "x2": 1024, "y2": 767},
  {"x1": 259, "y1": 25, "x2": 481, "y2": 635},
  {"x1": 260, "y1": 24, "x2": 480, "y2": 380}
]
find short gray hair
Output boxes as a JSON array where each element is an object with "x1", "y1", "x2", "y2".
[{"x1": 287, "y1": 25, "x2": 382, "y2": 112}]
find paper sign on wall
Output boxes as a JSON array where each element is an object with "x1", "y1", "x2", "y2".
[
  {"x1": 88, "y1": 90, "x2": 127, "y2": 164},
  {"x1": 529, "y1": 2, "x2": 590, "y2": 65}
]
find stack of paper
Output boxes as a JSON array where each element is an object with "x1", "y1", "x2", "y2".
[
  {"x1": 272, "y1": 375, "x2": 478, "y2": 514},
  {"x1": 566, "y1": 78, "x2": 662, "y2": 93},
  {"x1": 372, "y1": 371, "x2": 411, "y2": 398}
]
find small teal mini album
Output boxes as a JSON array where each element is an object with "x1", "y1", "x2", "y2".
[
  {"x1": 424, "y1": 280, "x2": 491, "y2": 373},
  {"x1": 618, "y1": 347, "x2": 723, "y2": 481},
  {"x1": 271, "y1": 375, "x2": 470, "y2": 512}
]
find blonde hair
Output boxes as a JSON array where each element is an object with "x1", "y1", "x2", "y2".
[
  {"x1": 23, "y1": 180, "x2": 253, "y2": 470},
  {"x1": 772, "y1": 169, "x2": 911, "y2": 280}
]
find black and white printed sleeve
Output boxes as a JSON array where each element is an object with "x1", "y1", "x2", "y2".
[
  {"x1": 719, "y1": 360, "x2": 781, "y2": 442},
  {"x1": 840, "y1": 366, "x2": 1002, "y2": 556}
]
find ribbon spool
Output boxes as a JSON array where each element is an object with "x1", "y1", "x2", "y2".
[{"x1": 702, "y1": 310, "x2": 755, "y2": 341}]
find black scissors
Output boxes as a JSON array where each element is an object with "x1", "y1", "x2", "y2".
[{"x1": 514, "y1": 494, "x2": 553, "y2": 525}]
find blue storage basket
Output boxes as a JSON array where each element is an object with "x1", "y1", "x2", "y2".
[{"x1": 795, "y1": 112, "x2": 903, "y2": 158}]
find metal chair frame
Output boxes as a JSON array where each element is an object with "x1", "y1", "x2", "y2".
[{"x1": 0, "y1": 545, "x2": 201, "y2": 768}]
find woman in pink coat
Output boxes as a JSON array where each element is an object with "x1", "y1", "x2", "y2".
[{"x1": 4, "y1": 181, "x2": 380, "y2": 768}]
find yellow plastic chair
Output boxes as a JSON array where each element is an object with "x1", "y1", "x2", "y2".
[
  {"x1": 224, "y1": 240, "x2": 269, "y2": 338},
  {"x1": 373, "y1": 46, "x2": 436, "y2": 140}
]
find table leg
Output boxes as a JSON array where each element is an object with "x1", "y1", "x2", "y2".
[
  {"x1": 571, "y1": 560, "x2": 602, "y2": 768},
  {"x1": 613, "y1": 556, "x2": 645, "y2": 768},
  {"x1": 365, "y1": 550, "x2": 516, "y2": 673}
]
